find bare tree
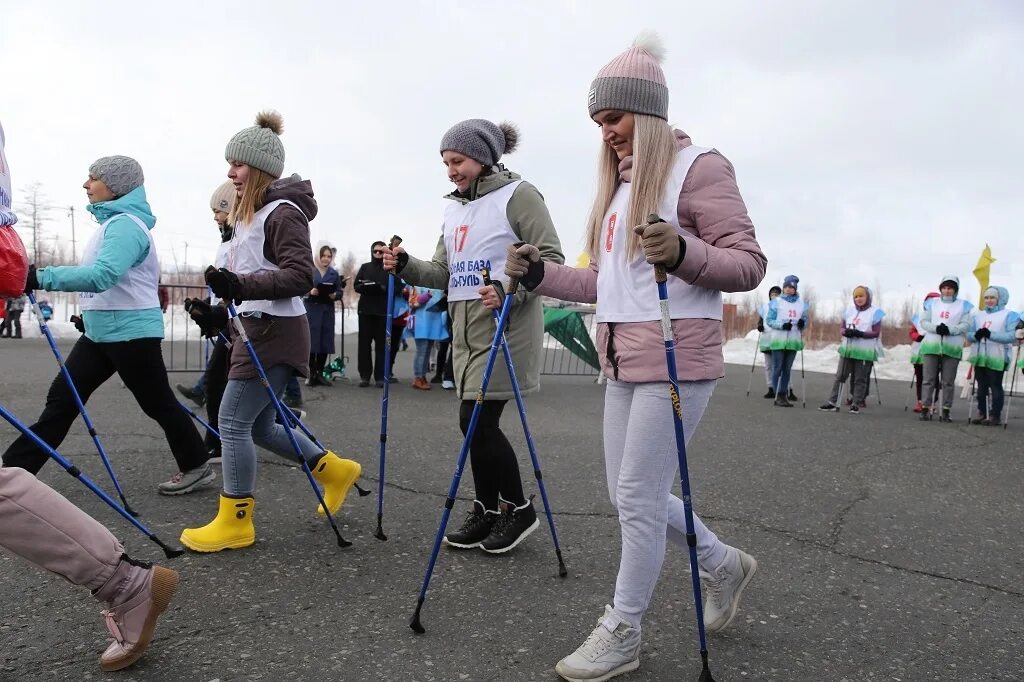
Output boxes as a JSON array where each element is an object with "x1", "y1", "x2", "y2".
[{"x1": 18, "y1": 183, "x2": 50, "y2": 264}]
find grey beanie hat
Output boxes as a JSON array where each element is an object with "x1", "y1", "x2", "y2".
[
  {"x1": 225, "y1": 111, "x2": 285, "y2": 178},
  {"x1": 440, "y1": 119, "x2": 519, "y2": 168},
  {"x1": 88, "y1": 156, "x2": 144, "y2": 197},
  {"x1": 588, "y1": 32, "x2": 669, "y2": 120}
]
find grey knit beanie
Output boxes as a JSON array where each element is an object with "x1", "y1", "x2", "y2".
[
  {"x1": 439, "y1": 119, "x2": 519, "y2": 167},
  {"x1": 88, "y1": 156, "x2": 144, "y2": 197},
  {"x1": 224, "y1": 111, "x2": 285, "y2": 178},
  {"x1": 588, "y1": 31, "x2": 669, "y2": 120}
]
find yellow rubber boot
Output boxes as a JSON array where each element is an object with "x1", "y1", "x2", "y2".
[
  {"x1": 180, "y1": 495, "x2": 255, "y2": 552},
  {"x1": 312, "y1": 451, "x2": 361, "y2": 516}
]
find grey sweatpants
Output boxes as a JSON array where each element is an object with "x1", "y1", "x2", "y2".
[
  {"x1": 922, "y1": 354, "x2": 960, "y2": 410},
  {"x1": 828, "y1": 358, "x2": 873, "y2": 406},
  {"x1": 0, "y1": 466, "x2": 146, "y2": 603},
  {"x1": 603, "y1": 379, "x2": 728, "y2": 628}
]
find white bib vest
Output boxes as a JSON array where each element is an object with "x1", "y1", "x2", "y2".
[
  {"x1": 0, "y1": 123, "x2": 15, "y2": 226},
  {"x1": 79, "y1": 214, "x2": 160, "y2": 311},
  {"x1": 594, "y1": 146, "x2": 722, "y2": 323},
  {"x1": 970, "y1": 308, "x2": 1011, "y2": 369},
  {"x1": 922, "y1": 299, "x2": 969, "y2": 347},
  {"x1": 840, "y1": 305, "x2": 883, "y2": 360},
  {"x1": 442, "y1": 180, "x2": 522, "y2": 302},
  {"x1": 227, "y1": 199, "x2": 306, "y2": 317}
]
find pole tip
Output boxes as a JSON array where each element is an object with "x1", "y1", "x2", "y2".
[
  {"x1": 336, "y1": 534, "x2": 353, "y2": 548},
  {"x1": 374, "y1": 526, "x2": 388, "y2": 541},
  {"x1": 410, "y1": 607, "x2": 426, "y2": 634}
]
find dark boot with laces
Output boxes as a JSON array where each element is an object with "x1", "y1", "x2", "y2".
[
  {"x1": 481, "y1": 496, "x2": 540, "y2": 554},
  {"x1": 444, "y1": 500, "x2": 498, "y2": 549}
]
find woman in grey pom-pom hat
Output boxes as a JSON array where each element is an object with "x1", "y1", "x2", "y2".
[
  {"x1": 503, "y1": 33, "x2": 768, "y2": 681},
  {"x1": 4, "y1": 153, "x2": 216, "y2": 498},
  {"x1": 381, "y1": 118, "x2": 564, "y2": 554}
]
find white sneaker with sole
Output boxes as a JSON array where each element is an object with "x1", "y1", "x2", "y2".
[
  {"x1": 701, "y1": 546, "x2": 757, "y2": 632},
  {"x1": 555, "y1": 605, "x2": 640, "y2": 682},
  {"x1": 157, "y1": 463, "x2": 216, "y2": 496}
]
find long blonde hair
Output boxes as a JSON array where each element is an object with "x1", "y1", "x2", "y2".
[
  {"x1": 229, "y1": 166, "x2": 276, "y2": 226},
  {"x1": 585, "y1": 114, "x2": 678, "y2": 263}
]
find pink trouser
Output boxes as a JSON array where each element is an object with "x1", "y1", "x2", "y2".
[{"x1": 0, "y1": 466, "x2": 146, "y2": 603}]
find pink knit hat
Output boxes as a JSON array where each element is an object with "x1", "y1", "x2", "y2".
[{"x1": 588, "y1": 32, "x2": 668, "y2": 120}]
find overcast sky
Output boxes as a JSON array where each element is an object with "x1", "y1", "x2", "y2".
[{"x1": 3, "y1": 1, "x2": 1022, "y2": 311}]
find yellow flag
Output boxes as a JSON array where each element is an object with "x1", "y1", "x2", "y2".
[
  {"x1": 972, "y1": 245, "x2": 995, "y2": 307},
  {"x1": 575, "y1": 251, "x2": 590, "y2": 269}
]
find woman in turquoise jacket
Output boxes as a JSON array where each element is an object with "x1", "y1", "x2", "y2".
[
  {"x1": 967, "y1": 286, "x2": 1019, "y2": 425},
  {"x1": 3, "y1": 156, "x2": 213, "y2": 494}
]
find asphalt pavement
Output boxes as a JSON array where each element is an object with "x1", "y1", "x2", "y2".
[{"x1": 0, "y1": 337, "x2": 1021, "y2": 681}]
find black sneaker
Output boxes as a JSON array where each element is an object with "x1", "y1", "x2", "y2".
[
  {"x1": 939, "y1": 409, "x2": 953, "y2": 423},
  {"x1": 818, "y1": 402, "x2": 838, "y2": 412},
  {"x1": 358, "y1": 379, "x2": 370, "y2": 388},
  {"x1": 762, "y1": 388, "x2": 776, "y2": 399},
  {"x1": 444, "y1": 501, "x2": 498, "y2": 549},
  {"x1": 920, "y1": 408, "x2": 933, "y2": 421},
  {"x1": 788, "y1": 390, "x2": 798, "y2": 402},
  {"x1": 481, "y1": 497, "x2": 540, "y2": 554},
  {"x1": 176, "y1": 384, "x2": 206, "y2": 407},
  {"x1": 774, "y1": 395, "x2": 793, "y2": 408},
  {"x1": 849, "y1": 404, "x2": 860, "y2": 414}
]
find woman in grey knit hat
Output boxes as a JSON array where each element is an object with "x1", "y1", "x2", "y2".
[
  {"x1": 382, "y1": 118, "x2": 564, "y2": 554},
  {"x1": 180, "y1": 111, "x2": 362, "y2": 554}
]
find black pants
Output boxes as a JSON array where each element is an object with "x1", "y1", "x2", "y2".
[
  {"x1": 432, "y1": 340, "x2": 454, "y2": 381},
  {"x1": 0, "y1": 311, "x2": 21, "y2": 337},
  {"x1": 357, "y1": 314, "x2": 386, "y2": 381},
  {"x1": 975, "y1": 366, "x2": 1005, "y2": 420},
  {"x1": 309, "y1": 352, "x2": 328, "y2": 380},
  {"x1": 2, "y1": 336, "x2": 208, "y2": 474},
  {"x1": 204, "y1": 339, "x2": 230, "y2": 453},
  {"x1": 459, "y1": 400, "x2": 525, "y2": 511}
]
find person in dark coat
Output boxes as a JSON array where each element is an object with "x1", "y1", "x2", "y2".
[{"x1": 305, "y1": 243, "x2": 341, "y2": 386}]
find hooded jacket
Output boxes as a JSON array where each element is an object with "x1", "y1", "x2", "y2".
[
  {"x1": 354, "y1": 245, "x2": 392, "y2": 316},
  {"x1": 228, "y1": 175, "x2": 317, "y2": 380},
  {"x1": 919, "y1": 275, "x2": 973, "y2": 358},
  {"x1": 399, "y1": 168, "x2": 564, "y2": 399},
  {"x1": 530, "y1": 131, "x2": 766, "y2": 382},
  {"x1": 39, "y1": 186, "x2": 163, "y2": 343},
  {"x1": 967, "y1": 286, "x2": 1019, "y2": 370}
]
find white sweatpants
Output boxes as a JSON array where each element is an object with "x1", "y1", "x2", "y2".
[{"x1": 603, "y1": 379, "x2": 727, "y2": 628}]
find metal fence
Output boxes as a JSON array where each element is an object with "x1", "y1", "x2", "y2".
[{"x1": 540, "y1": 302, "x2": 600, "y2": 377}]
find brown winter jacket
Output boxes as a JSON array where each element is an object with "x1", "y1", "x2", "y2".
[
  {"x1": 534, "y1": 131, "x2": 766, "y2": 382},
  {"x1": 228, "y1": 175, "x2": 317, "y2": 380}
]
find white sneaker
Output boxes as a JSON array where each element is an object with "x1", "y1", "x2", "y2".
[
  {"x1": 441, "y1": 380, "x2": 455, "y2": 390},
  {"x1": 555, "y1": 605, "x2": 640, "y2": 682},
  {"x1": 701, "y1": 546, "x2": 757, "y2": 632}
]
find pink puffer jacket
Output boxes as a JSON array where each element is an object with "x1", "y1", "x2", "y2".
[{"x1": 535, "y1": 131, "x2": 766, "y2": 382}]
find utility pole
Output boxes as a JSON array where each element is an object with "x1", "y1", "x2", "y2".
[
  {"x1": 184, "y1": 242, "x2": 189, "y2": 274},
  {"x1": 68, "y1": 205, "x2": 77, "y2": 262}
]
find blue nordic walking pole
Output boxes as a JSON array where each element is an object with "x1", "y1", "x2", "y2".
[
  {"x1": 646, "y1": 215, "x2": 716, "y2": 682},
  {"x1": 276, "y1": 402, "x2": 371, "y2": 499},
  {"x1": 0, "y1": 401, "x2": 183, "y2": 558},
  {"x1": 409, "y1": 279, "x2": 519, "y2": 635},
  {"x1": 375, "y1": 269, "x2": 397, "y2": 541},
  {"x1": 225, "y1": 303, "x2": 351, "y2": 548},
  {"x1": 28, "y1": 293, "x2": 138, "y2": 517},
  {"x1": 179, "y1": 400, "x2": 220, "y2": 440},
  {"x1": 481, "y1": 268, "x2": 567, "y2": 577}
]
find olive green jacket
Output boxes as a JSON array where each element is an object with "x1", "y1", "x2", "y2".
[{"x1": 400, "y1": 170, "x2": 564, "y2": 399}]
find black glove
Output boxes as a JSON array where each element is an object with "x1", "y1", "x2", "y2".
[
  {"x1": 974, "y1": 327, "x2": 991, "y2": 341},
  {"x1": 70, "y1": 314, "x2": 85, "y2": 334},
  {"x1": 24, "y1": 264, "x2": 39, "y2": 294},
  {"x1": 757, "y1": 319, "x2": 765, "y2": 333},
  {"x1": 781, "y1": 321, "x2": 793, "y2": 331},
  {"x1": 184, "y1": 298, "x2": 229, "y2": 338},
  {"x1": 796, "y1": 319, "x2": 806, "y2": 331},
  {"x1": 842, "y1": 328, "x2": 855, "y2": 338},
  {"x1": 936, "y1": 323, "x2": 951, "y2": 336},
  {"x1": 205, "y1": 266, "x2": 242, "y2": 305}
]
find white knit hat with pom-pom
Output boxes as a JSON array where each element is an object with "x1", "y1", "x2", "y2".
[
  {"x1": 588, "y1": 31, "x2": 669, "y2": 120},
  {"x1": 225, "y1": 110, "x2": 286, "y2": 178}
]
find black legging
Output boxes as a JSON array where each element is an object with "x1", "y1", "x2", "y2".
[
  {"x1": 204, "y1": 339, "x2": 230, "y2": 453},
  {"x1": 308, "y1": 352, "x2": 328, "y2": 380},
  {"x1": 458, "y1": 400, "x2": 525, "y2": 511},
  {"x1": 975, "y1": 366, "x2": 1005, "y2": 420},
  {"x1": 3, "y1": 336, "x2": 208, "y2": 474}
]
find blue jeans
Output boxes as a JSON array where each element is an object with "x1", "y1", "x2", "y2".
[
  {"x1": 219, "y1": 364, "x2": 322, "y2": 497},
  {"x1": 771, "y1": 349, "x2": 797, "y2": 394},
  {"x1": 414, "y1": 339, "x2": 435, "y2": 377}
]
